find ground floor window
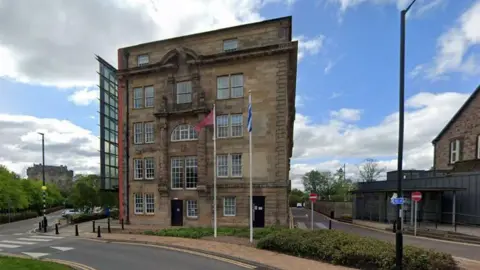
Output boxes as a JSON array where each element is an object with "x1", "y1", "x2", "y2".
[
  {"x1": 133, "y1": 193, "x2": 155, "y2": 214},
  {"x1": 186, "y1": 200, "x2": 198, "y2": 218},
  {"x1": 223, "y1": 197, "x2": 236, "y2": 216}
]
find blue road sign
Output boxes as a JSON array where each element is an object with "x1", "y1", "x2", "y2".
[{"x1": 391, "y1": 197, "x2": 405, "y2": 205}]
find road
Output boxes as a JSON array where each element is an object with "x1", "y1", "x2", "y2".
[
  {"x1": 0, "y1": 210, "x2": 63, "y2": 235},
  {"x1": 292, "y1": 207, "x2": 480, "y2": 260}
]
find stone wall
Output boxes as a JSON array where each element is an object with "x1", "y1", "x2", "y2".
[{"x1": 26, "y1": 164, "x2": 74, "y2": 192}]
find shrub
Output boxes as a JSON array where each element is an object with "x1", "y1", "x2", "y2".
[
  {"x1": 109, "y1": 209, "x2": 119, "y2": 220},
  {"x1": 144, "y1": 226, "x2": 280, "y2": 239},
  {"x1": 0, "y1": 211, "x2": 38, "y2": 224},
  {"x1": 256, "y1": 229, "x2": 457, "y2": 270},
  {"x1": 70, "y1": 213, "x2": 107, "y2": 224}
]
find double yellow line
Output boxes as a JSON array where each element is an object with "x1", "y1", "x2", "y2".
[{"x1": 45, "y1": 258, "x2": 96, "y2": 270}]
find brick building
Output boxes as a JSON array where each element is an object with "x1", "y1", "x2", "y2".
[
  {"x1": 432, "y1": 84, "x2": 480, "y2": 172},
  {"x1": 116, "y1": 16, "x2": 297, "y2": 227}
]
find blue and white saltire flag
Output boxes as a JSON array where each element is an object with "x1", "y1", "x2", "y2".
[{"x1": 247, "y1": 97, "x2": 252, "y2": 133}]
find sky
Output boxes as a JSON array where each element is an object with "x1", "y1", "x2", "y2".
[{"x1": 0, "y1": 0, "x2": 479, "y2": 190}]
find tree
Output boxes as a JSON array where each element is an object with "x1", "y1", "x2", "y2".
[
  {"x1": 288, "y1": 188, "x2": 307, "y2": 206},
  {"x1": 358, "y1": 158, "x2": 386, "y2": 182},
  {"x1": 302, "y1": 170, "x2": 338, "y2": 199},
  {"x1": 68, "y1": 174, "x2": 119, "y2": 211}
]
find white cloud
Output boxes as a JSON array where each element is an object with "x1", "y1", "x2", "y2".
[
  {"x1": 68, "y1": 88, "x2": 99, "y2": 106},
  {"x1": 428, "y1": 0, "x2": 480, "y2": 79},
  {"x1": 0, "y1": 0, "x2": 296, "y2": 89},
  {"x1": 330, "y1": 108, "x2": 362, "y2": 122},
  {"x1": 0, "y1": 114, "x2": 99, "y2": 176},
  {"x1": 290, "y1": 91, "x2": 470, "y2": 188},
  {"x1": 295, "y1": 35, "x2": 325, "y2": 60}
]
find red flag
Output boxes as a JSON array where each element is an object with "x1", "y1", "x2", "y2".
[{"x1": 194, "y1": 110, "x2": 214, "y2": 132}]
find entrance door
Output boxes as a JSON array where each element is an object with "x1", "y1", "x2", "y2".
[
  {"x1": 253, "y1": 196, "x2": 265, "y2": 228},
  {"x1": 171, "y1": 200, "x2": 183, "y2": 226}
]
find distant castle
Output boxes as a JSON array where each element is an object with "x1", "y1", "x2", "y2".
[{"x1": 26, "y1": 164, "x2": 74, "y2": 192}]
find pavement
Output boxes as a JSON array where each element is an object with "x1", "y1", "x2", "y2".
[{"x1": 291, "y1": 207, "x2": 480, "y2": 261}]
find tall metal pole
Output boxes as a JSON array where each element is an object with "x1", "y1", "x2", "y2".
[
  {"x1": 39, "y1": 132, "x2": 48, "y2": 231},
  {"x1": 396, "y1": 1, "x2": 417, "y2": 269}
]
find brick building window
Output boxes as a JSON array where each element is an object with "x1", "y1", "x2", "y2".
[
  {"x1": 171, "y1": 125, "x2": 198, "y2": 141},
  {"x1": 145, "y1": 86, "x2": 154, "y2": 108},
  {"x1": 134, "y1": 193, "x2": 155, "y2": 215},
  {"x1": 133, "y1": 88, "x2": 143, "y2": 108},
  {"x1": 186, "y1": 200, "x2": 198, "y2": 218},
  {"x1": 477, "y1": 135, "x2": 480, "y2": 159},
  {"x1": 223, "y1": 39, "x2": 238, "y2": 51},
  {"x1": 216, "y1": 154, "x2": 242, "y2": 177},
  {"x1": 450, "y1": 139, "x2": 461, "y2": 163},
  {"x1": 133, "y1": 158, "x2": 155, "y2": 180},
  {"x1": 144, "y1": 122, "x2": 155, "y2": 143},
  {"x1": 223, "y1": 197, "x2": 236, "y2": 216},
  {"x1": 133, "y1": 123, "x2": 143, "y2": 144},
  {"x1": 134, "y1": 193, "x2": 144, "y2": 214},
  {"x1": 171, "y1": 156, "x2": 198, "y2": 189},
  {"x1": 216, "y1": 114, "x2": 243, "y2": 138},
  {"x1": 137, "y1": 54, "x2": 149, "y2": 66},
  {"x1": 176, "y1": 81, "x2": 192, "y2": 104},
  {"x1": 217, "y1": 74, "x2": 244, "y2": 99}
]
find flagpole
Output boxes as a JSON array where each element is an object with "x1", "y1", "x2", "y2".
[
  {"x1": 248, "y1": 91, "x2": 253, "y2": 243},
  {"x1": 213, "y1": 104, "x2": 217, "y2": 238}
]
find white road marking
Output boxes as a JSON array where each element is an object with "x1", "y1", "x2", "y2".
[
  {"x1": 22, "y1": 252, "x2": 49, "y2": 258},
  {"x1": 13, "y1": 233, "x2": 23, "y2": 236},
  {"x1": 0, "y1": 243, "x2": 21, "y2": 248},
  {"x1": 30, "y1": 235, "x2": 64, "y2": 240},
  {"x1": 1, "y1": 240, "x2": 36, "y2": 245},
  {"x1": 297, "y1": 222, "x2": 307, "y2": 229},
  {"x1": 17, "y1": 237, "x2": 51, "y2": 242},
  {"x1": 50, "y1": 246, "x2": 74, "y2": 252}
]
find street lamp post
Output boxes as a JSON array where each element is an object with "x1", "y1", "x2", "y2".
[
  {"x1": 38, "y1": 132, "x2": 48, "y2": 232},
  {"x1": 396, "y1": 0, "x2": 417, "y2": 269}
]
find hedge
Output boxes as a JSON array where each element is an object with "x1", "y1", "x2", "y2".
[
  {"x1": 0, "y1": 206, "x2": 64, "y2": 225},
  {"x1": 144, "y1": 226, "x2": 279, "y2": 239},
  {"x1": 70, "y1": 213, "x2": 108, "y2": 224},
  {"x1": 256, "y1": 229, "x2": 457, "y2": 270}
]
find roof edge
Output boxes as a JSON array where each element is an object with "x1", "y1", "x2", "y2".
[
  {"x1": 431, "y1": 84, "x2": 480, "y2": 144},
  {"x1": 120, "y1": 16, "x2": 292, "y2": 51}
]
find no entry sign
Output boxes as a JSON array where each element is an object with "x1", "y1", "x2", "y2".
[
  {"x1": 411, "y1": 191, "x2": 422, "y2": 202},
  {"x1": 309, "y1": 193, "x2": 318, "y2": 202}
]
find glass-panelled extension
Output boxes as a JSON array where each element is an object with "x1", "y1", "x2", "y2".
[{"x1": 97, "y1": 55, "x2": 119, "y2": 190}]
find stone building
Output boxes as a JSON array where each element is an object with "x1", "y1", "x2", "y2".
[
  {"x1": 432, "y1": 84, "x2": 480, "y2": 172},
  {"x1": 116, "y1": 16, "x2": 297, "y2": 227},
  {"x1": 26, "y1": 164, "x2": 74, "y2": 192}
]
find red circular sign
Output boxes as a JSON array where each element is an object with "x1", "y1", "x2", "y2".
[
  {"x1": 411, "y1": 191, "x2": 422, "y2": 202},
  {"x1": 309, "y1": 193, "x2": 318, "y2": 202}
]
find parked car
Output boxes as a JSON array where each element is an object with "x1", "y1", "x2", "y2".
[
  {"x1": 296, "y1": 203, "x2": 303, "y2": 208},
  {"x1": 61, "y1": 209, "x2": 81, "y2": 217}
]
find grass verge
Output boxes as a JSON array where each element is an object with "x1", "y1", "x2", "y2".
[{"x1": 0, "y1": 256, "x2": 72, "y2": 270}]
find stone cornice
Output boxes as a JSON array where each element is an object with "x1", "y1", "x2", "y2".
[{"x1": 117, "y1": 42, "x2": 297, "y2": 78}]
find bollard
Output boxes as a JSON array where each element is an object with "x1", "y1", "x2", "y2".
[
  {"x1": 75, "y1": 224, "x2": 79, "y2": 236},
  {"x1": 55, "y1": 223, "x2": 59, "y2": 235},
  {"x1": 92, "y1": 221, "x2": 96, "y2": 233},
  {"x1": 454, "y1": 223, "x2": 457, "y2": 232},
  {"x1": 121, "y1": 218, "x2": 124, "y2": 230},
  {"x1": 39, "y1": 222, "x2": 42, "y2": 231},
  {"x1": 328, "y1": 220, "x2": 332, "y2": 230},
  {"x1": 108, "y1": 218, "x2": 111, "y2": 233},
  {"x1": 392, "y1": 221, "x2": 397, "y2": 233},
  {"x1": 97, "y1": 226, "x2": 101, "y2": 238},
  {"x1": 43, "y1": 220, "x2": 47, "y2": 233}
]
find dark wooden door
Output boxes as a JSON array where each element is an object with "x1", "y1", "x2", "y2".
[
  {"x1": 171, "y1": 200, "x2": 183, "y2": 226},
  {"x1": 253, "y1": 196, "x2": 265, "y2": 228}
]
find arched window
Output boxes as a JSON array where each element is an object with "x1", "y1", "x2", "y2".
[{"x1": 171, "y1": 125, "x2": 198, "y2": 141}]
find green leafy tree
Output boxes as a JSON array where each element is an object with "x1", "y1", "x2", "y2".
[
  {"x1": 0, "y1": 165, "x2": 28, "y2": 210},
  {"x1": 288, "y1": 188, "x2": 307, "y2": 207}
]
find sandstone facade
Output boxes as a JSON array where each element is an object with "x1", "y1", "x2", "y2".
[{"x1": 117, "y1": 16, "x2": 297, "y2": 227}]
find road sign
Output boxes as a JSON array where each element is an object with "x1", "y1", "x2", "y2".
[
  {"x1": 309, "y1": 193, "x2": 318, "y2": 202},
  {"x1": 391, "y1": 197, "x2": 405, "y2": 205},
  {"x1": 411, "y1": 191, "x2": 422, "y2": 202}
]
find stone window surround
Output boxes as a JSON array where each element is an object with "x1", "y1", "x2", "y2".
[
  {"x1": 170, "y1": 156, "x2": 198, "y2": 190},
  {"x1": 133, "y1": 122, "x2": 155, "y2": 144},
  {"x1": 223, "y1": 196, "x2": 236, "y2": 217},
  {"x1": 133, "y1": 193, "x2": 155, "y2": 215},
  {"x1": 216, "y1": 114, "x2": 244, "y2": 139},
  {"x1": 133, "y1": 158, "x2": 155, "y2": 180},
  {"x1": 137, "y1": 54, "x2": 149, "y2": 66},
  {"x1": 186, "y1": 200, "x2": 198, "y2": 218},
  {"x1": 132, "y1": 85, "x2": 155, "y2": 109},
  {"x1": 171, "y1": 124, "x2": 199, "y2": 142},
  {"x1": 216, "y1": 153, "x2": 243, "y2": 178},
  {"x1": 223, "y1": 38, "x2": 238, "y2": 52},
  {"x1": 216, "y1": 73, "x2": 244, "y2": 100}
]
